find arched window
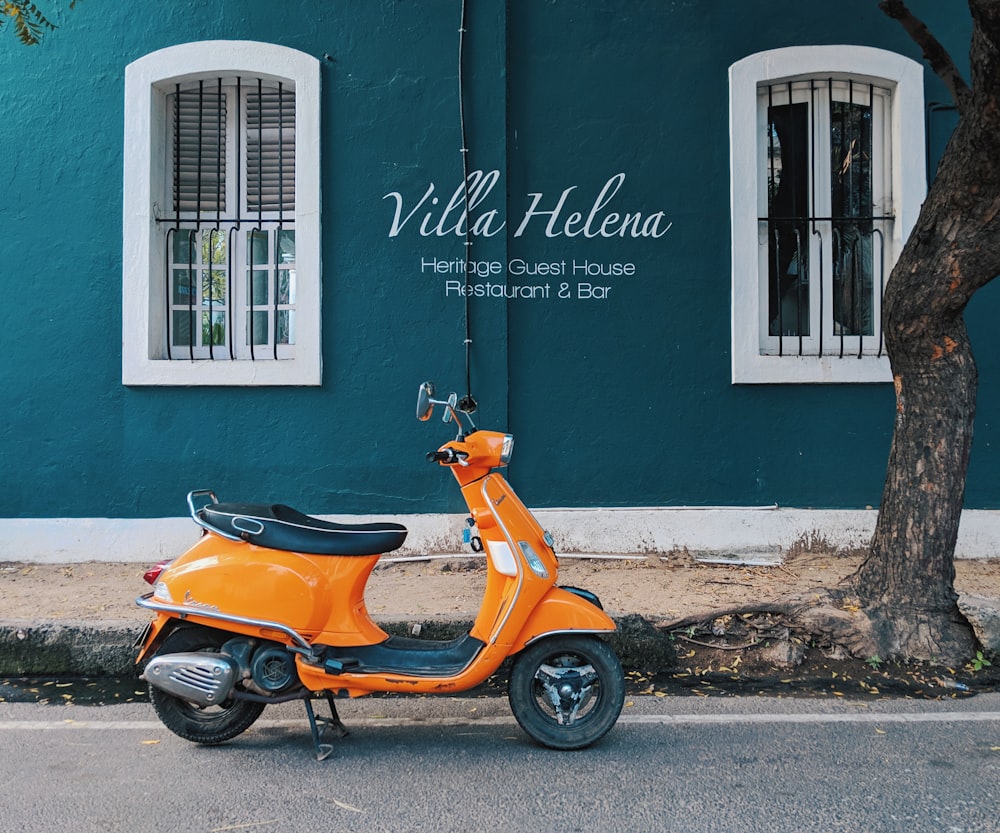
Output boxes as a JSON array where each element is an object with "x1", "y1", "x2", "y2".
[
  {"x1": 122, "y1": 41, "x2": 321, "y2": 385},
  {"x1": 730, "y1": 46, "x2": 925, "y2": 384}
]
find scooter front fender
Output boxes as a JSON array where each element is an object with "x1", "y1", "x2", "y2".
[{"x1": 508, "y1": 586, "x2": 616, "y2": 654}]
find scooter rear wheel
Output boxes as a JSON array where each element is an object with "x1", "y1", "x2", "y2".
[
  {"x1": 508, "y1": 634, "x2": 624, "y2": 750},
  {"x1": 147, "y1": 625, "x2": 265, "y2": 745}
]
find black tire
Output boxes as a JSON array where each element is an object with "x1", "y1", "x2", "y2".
[
  {"x1": 147, "y1": 625, "x2": 265, "y2": 745},
  {"x1": 508, "y1": 634, "x2": 625, "y2": 750}
]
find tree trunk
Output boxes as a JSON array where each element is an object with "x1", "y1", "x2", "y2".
[{"x1": 850, "y1": 0, "x2": 1000, "y2": 663}]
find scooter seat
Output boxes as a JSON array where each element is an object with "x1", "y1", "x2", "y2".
[{"x1": 198, "y1": 502, "x2": 408, "y2": 556}]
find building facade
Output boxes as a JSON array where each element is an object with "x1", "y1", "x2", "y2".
[{"x1": 2, "y1": 1, "x2": 996, "y2": 562}]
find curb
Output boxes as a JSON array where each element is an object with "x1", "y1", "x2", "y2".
[{"x1": 0, "y1": 614, "x2": 677, "y2": 679}]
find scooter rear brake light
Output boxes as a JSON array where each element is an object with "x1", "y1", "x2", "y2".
[{"x1": 143, "y1": 559, "x2": 173, "y2": 585}]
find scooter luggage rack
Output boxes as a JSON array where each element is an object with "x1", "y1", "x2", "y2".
[
  {"x1": 135, "y1": 593, "x2": 320, "y2": 660},
  {"x1": 187, "y1": 490, "x2": 236, "y2": 540}
]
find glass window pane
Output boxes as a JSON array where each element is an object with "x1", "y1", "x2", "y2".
[
  {"x1": 766, "y1": 102, "x2": 809, "y2": 337},
  {"x1": 833, "y1": 223, "x2": 874, "y2": 336},
  {"x1": 172, "y1": 310, "x2": 192, "y2": 347},
  {"x1": 277, "y1": 309, "x2": 295, "y2": 345},
  {"x1": 830, "y1": 101, "x2": 872, "y2": 220},
  {"x1": 202, "y1": 230, "x2": 227, "y2": 265},
  {"x1": 173, "y1": 269, "x2": 195, "y2": 305},
  {"x1": 248, "y1": 270, "x2": 269, "y2": 305},
  {"x1": 278, "y1": 269, "x2": 295, "y2": 304},
  {"x1": 248, "y1": 231, "x2": 270, "y2": 265},
  {"x1": 172, "y1": 232, "x2": 195, "y2": 262},
  {"x1": 831, "y1": 101, "x2": 873, "y2": 336},
  {"x1": 204, "y1": 270, "x2": 227, "y2": 304},
  {"x1": 202, "y1": 311, "x2": 226, "y2": 346},
  {"x1": 278, "y1": 230, "x2": 295, "y2": 263},
  {"x1": 246, "y1": 310, "x2": 269, "y2": 345}
]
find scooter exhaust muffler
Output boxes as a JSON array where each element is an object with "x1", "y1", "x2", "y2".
[{"x1": 143, "y1": 653, "x2": 238, "y2": 707}]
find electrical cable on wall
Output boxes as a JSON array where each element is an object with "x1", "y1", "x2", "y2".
[{"x1": 456, "y1": 0, "x2": 478, "y2": 413}]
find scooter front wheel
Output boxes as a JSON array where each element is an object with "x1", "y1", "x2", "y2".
[
  {"x1": 508, "y1": 634, "x2": 624, "y2": 750},
  {"x1": 147, "y1": 625, "x2": 266, "y2": 745}
]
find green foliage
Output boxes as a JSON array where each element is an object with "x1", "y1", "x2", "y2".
[
  {"x1": 969, "y1": 651, "x2": 992, "y2": 672},
  {"x1": 865, "y1": 654, "x2": 883, "y2": 670},
  {"x1": 2, "y1": 0, "x2": 79, "y2": 46}
]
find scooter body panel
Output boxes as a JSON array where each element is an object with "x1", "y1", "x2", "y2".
[
  {"x1": 140, "y1": 534, "x2": 389, "y2": 651},
  {"x1": 465, "y1": 470, "x2": 559, "y2": 645}
]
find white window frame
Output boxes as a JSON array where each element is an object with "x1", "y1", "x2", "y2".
[
  {"x1": 730, "y1": 46, "x2": 925, "y2": 384},
  {"x1": 123, "y1": 41, "x2": 321, "y2": 386}
]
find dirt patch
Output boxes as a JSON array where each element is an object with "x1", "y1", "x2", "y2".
[{"x1": 1, "y1": 550, "x2": 998, "y2": 623}]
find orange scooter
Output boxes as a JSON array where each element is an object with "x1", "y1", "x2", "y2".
[{"x1": 135, "y1": 382, "x2": 624, "y2": 758}]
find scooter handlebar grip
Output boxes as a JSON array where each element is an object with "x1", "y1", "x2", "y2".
[{"x1": 428, "y1": 449, "x2": 469, "y2": 465}]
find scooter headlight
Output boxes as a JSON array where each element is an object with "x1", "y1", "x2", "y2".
[{"x1": 500, "y1": 434, "x2": 515, "y2": 465}]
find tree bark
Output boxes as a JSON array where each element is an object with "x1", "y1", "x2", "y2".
[{"x1": 850, "y1": 0, "x2": 1000, "y2": 663}]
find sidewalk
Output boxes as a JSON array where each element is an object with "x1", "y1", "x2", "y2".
[
  {"x1": 2, "y1": 552, "x2": 998, "y2": 682},
  {"x1": 0, "y1": 555, "x2": 685, "y2": 677}
]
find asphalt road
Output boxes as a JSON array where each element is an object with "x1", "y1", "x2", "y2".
[{"x1": 1, "y1": 694, "x2": 998, "y2": 833}]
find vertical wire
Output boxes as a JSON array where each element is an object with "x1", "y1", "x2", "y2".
[{"x1": 458, "y1": 0, "x2": 475, "y2": 409}]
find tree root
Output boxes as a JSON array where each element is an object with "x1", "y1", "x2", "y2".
[{"x1": 654, "y1": 584, "x2": 978, "y2": 666}]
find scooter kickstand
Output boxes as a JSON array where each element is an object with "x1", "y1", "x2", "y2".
[{"x1": 303, "y1": 693, "x2": 349, "y2": 761}]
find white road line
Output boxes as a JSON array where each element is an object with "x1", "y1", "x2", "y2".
[
  {"x1": 1, "y1": 711, "x2": 999, "y2": 732},
  {"x1": 621, "y1": 711, "x2": 1000, "y2": 726}
]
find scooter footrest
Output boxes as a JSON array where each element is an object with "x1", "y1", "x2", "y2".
[
  {"x1": 320, "y1": 634, "x2": 485, "y2": 677},
  {"x1": 323, "y1": 657, "x2": 361, "y2": 675}
]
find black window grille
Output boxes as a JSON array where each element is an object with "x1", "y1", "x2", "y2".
[
  {"x1": 761, "y1": 78, "x2": 893, "y2": 359},
  {"x1": 161, "y1": 77, "x2": 296, "y2": 361}
]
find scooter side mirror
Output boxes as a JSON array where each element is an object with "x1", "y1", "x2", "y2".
[{"x1": 417, "y1": 382, "x2": 436, "y2": 421}]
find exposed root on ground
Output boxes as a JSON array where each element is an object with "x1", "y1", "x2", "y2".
[{"x1": 654, "y1": 584, "x2": 978, "y2": 668}]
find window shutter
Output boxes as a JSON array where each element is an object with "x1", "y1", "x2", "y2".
[
  {"x1": 171, "y1": 83, "x2": 227, "y2": 214},
  {"x1": 246, "y1": 84, "x2": 296, "y2": 214}
]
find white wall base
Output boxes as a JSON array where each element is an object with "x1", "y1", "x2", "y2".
[{"x1": 2, "y1": 506, "x2": 999, "y2": 564}]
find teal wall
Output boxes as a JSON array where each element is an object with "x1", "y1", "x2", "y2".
[{"x1": 1, "y1": 0, "x2": 993, "y2": 519}]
